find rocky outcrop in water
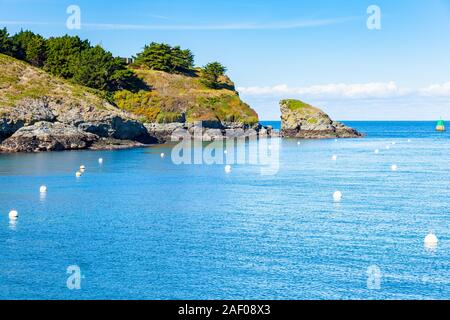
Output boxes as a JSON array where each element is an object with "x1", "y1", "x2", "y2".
[
  {"x1": 1, "y1": 121, "x2": 98, "y2": 152},
  {"x1": 144, "y1": 121, "x2": 273, "y2": 143},
  {"x1": 0, "y1": 97, "x2": 157, "y2": 152},
  {"x1": 280, "y1": 99, "x2": 362, "y2": 139}
]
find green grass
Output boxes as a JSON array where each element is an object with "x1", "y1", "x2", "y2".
[
  {"x1": 0, "y1": 53, "x2": 107, "y2": 110},
  {"x1": 114, "y1": 68, "x2": 258, "y2": 125},
  {"x1": 281, "y1": 99, "x2": 313, "y2": 111}
]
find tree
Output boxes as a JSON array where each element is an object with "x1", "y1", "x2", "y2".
[
  {"x1": 69, "y1": 45, "x2": 128, "y2": 91},
  {"x1": 201, "y1": 62, "x2": 227, "y2": 89},
  {"x1": 44, "y1": 35, "x2": 90, "y2": 78},
  {"x1": 134, "y1": 42, "x2": 194, "y2": 73},
  {"x1": 0, "y1": 28, "x2": 13, "y2": 56},
  {"x1": 171, "y1": 46, "x2": 194, "y2": 72},
  {"x1": 11, "y1": 30, "x2": 47, "y2": 67}
]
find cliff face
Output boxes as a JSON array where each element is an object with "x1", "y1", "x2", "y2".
[
  {"x1": 280, "y1": 99, "x2": 362, "y2": 139},
  {"x1": 113, "y1": 68, "x2": 259, "y2": 142},
  {"x1": 0, "y1": 54, "x2": 155, "y2": 152},
  {"x1": 0, "y1": 54, "x2": 263, "y2": 152}
]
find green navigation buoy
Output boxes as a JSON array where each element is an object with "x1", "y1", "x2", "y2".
[{"x1": 436, "y1": 119, "x2": 446, "y2": 132}]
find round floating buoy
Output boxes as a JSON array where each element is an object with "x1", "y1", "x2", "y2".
[
  {"x1": 39, "y1": 185, "x2": 47, "y2": 193},
  {"x1": 76, "y1": 171, "x2": 82, "y2": 177},
  {"x1": 332, "y1": 155, "x2": 338, "y2": 161},
  {"x1": 407, "y1": 139, "x2": 411, "y2": 143},
  {"x1": 333, "y1": 191, "x2": 342, "y2": 202},
  {"x1": 297, "y1": 141, "x2": 301, "y2": 145},
  {"x1": 160, "y1": 153, "x2": 165, "y2": 158},
  {"x1": 391, "y1": 142, "x2": 396, "y2": 145},
  {"x1": 424, "y1": 233, "x2": 438, "y2": 249},
  {"x1": 224, "y1": 165, "x2": 232, "y2": 173},
  {"x1": 374, "y1": 149, "x2": 380, "y2": 154},
  {"x1": 80, "y1": 165, "x2": 86, "y2": 172},
  {"x1": 224, "y1": 150, "x2": 228, "y2": 155},
  {"x1": 9, "y1": 210, "x2": 18, "y2": 220},
  {"x1": 98, "y1": 158, "x2": 104, "y2": 164},
  {"x1": 386, "y1": 145, "x2": 390, "y2": 150},
  {"x1": 391, "y1": 164, "x2": 398, "y2": 171}
]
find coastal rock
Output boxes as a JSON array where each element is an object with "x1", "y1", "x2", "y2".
[
  {"x1": 145, "y1": 121, "x2": 268, "y2": 142},
  {"x1": 280, "y1": 99, "x2": 362, "y2": 139},
  {"x1": 144, "y1": 123, "x2": 186, "y2": 143},
  {"x1": 0, "y1": 98, "x2": 56, "y2": 141},
  {"x1": 0, "y1": 96, "x2": 156, "y2": 149},
  {"x1": 0, "y1": 121, "x2": 98, "y2": 152}
]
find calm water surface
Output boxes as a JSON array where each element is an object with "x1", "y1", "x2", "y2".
[{"x1": 0, "y1": 122, "x2": 449, "y2": 299}]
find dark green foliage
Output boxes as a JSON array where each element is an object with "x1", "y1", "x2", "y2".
[
  {"x1": 70, "y1": 45, "x2": 124, "y2": 91},
  {"x1": 0, "y1": 28, "x2": 140, "y2": 92},
  {"x1": 44, "y1": 35, "x2": 90, "y2": 78},
  {"x1": 201, "y1": 62, "x2": 227, "y2": 89},
  {"x1": 0, "y1": 28, "x2": 13, "y2": 55},
  {"x1": 11, "y1": 30, "x2": 47, "y2": 67},
  {"x1": 134, "y1": 42, "x2": 194, "y2": 73}
]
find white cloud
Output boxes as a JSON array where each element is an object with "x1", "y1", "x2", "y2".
[
  {"x1": 0, "y1": 17, "x2": 355, "y2": 31},
  {"x1": 238, "y1": 81, "x2": 412, "y2": 99},
  {"x1": 419, "y1": 82, "x2": 450, "y2": 96}
]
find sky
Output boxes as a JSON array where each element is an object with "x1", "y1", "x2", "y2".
[{"x1": 1, "y1": 0, "x2": 450, "y2": 120}]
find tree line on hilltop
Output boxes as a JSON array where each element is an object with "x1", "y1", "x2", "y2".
[{"x1": 0, "y1": 27, "x2": 228, "y2": 92}]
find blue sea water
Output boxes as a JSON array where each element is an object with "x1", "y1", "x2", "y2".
[{"x1": 0, "y1": 121, "x2": 449, "y2": 300}]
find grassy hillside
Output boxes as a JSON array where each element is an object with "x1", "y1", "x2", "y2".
[
  {"x1": 0, "y1": 53, "x2": 258, "y2": 126},
  {"x1": 0, "y1": 53, "x2": 109, "y2": 113},
  {"x1": 113, "y1": 68, "x2": 259, "y2": 125}
]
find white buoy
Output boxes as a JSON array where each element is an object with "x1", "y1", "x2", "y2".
[
  {"x1": 334, "y1": 139, "x2": 338, "y2": 142},
  {"x1": 9, "y1": 210, "x2": 18, "y2": 220},
  {"x1": 224, "y1": 150, "x2": 228, "y2": 155},
  {"x1": 391, "y1": 164, "x2": 398, "y2": 171},
  {"x1": 224, "y1": 165, "x2": 232, "y2": 173},
  {"x1": 39, "y1": 185, "x2": 47, "y2": 193},
  {"x1": 424, "y1": 233, "x2": 438, "y2": 251},
  {"x1": 332, "y1": 155, "x2": 338, "y2": 161},
  {"x1": 333, "y1": 191, "x2": 343, "y2": 202},
  {"x1": 76, "y1": 171, "x2": 82, "y2": 177},
  {"x1": 374, "y1": 149, "x2": 379, "y2": 154},
  {"x1": 407, "y1": 139, "x2": 411, "y2": 143},
  {"x1": 386, "y1": 145, "x2": 391, "y2": 150},
  {"x1": 391, "y1": 142, "x2": 396, "y2": 145},
  {"x1": 98, "y1": 158, "x2": 104, "y2": 164},
  {"x1": 160, "y1": 153, "x2": 165, "y2": 158},
  {"x1": 297, "y1": 141, "x2": 301, "y2": 145}
]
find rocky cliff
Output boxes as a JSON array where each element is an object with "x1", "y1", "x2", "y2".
[
  {"x1": 113, "y1": 68, "x2": 260, "y2": 143},
  {"x1": 280, "y1": 99, "x2": 362, "y2": 139},
  {"x1": 0, "y1": 54, "x2": 265, "y2": 152},
  {"x1": 0, "y1": 54, "x2": 157, "y2": 152}
]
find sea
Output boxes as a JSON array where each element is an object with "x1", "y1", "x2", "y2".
[{"x1": 0, "y1": 121, "x2": 449, "y2": 300}]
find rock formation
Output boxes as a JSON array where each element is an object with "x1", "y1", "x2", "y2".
[{"x1": 280, "y1": 99, "x2": 362, "y2": 139}]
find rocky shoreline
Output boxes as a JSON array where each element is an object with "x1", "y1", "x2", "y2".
[
  {"x1": 0, "y1": 97, "x2": 363, "y2": 153},
  {"x1": 0, "y1": 97, "x2": 276, "y2": 153}
]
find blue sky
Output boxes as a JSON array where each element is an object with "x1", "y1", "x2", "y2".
[{"x1": 1, "y1": 0, "x2": 450, "y2": 120}]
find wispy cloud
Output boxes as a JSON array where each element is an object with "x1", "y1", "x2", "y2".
[
  {"x1": 239, "y1": 81, "x2": 450, "y2": 99},
  {"x1": 238, "y1": 82, "x2": 412, "y2": 99},
  {"x1": 0, "y1": 16, "x2": 356, "y2": 31},
  {"x1": 0, "y1": 20, "x2": 51, "y2": 26}
]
